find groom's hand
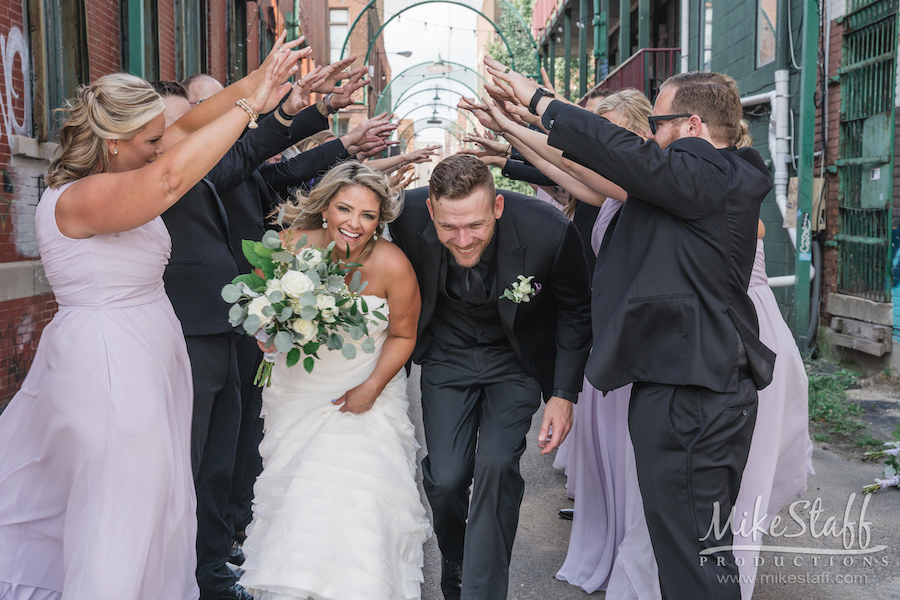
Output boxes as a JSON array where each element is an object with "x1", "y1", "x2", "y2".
[{"x1": 538, "y1": 396, "x2": 573, "y2": 455}]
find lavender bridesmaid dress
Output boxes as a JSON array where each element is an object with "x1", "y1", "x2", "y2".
[
  {"x1": 0, "y1": 184, "x2": 199, "y2": 599},
  {"x1": 559, "y1": 238, "x2": 813, "y2": 600}
]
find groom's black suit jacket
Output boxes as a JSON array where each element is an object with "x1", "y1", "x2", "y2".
[
  {"x1": 390, "y1": 187, "x2": 592, "y2": 401},
  {"x1": 544, "y1": 102, "x2": 776, "y2": 393}
]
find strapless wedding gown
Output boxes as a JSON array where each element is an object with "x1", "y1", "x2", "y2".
[{"x1": 239, "y1": 297, "x2": 430, "y2": 600}]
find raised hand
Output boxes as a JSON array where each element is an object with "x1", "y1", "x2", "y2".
[
  {"x1": 247, "y1": 44, "x2": 302, "y2": 115},
  {"x1": 403, "y1": 145, "x2": 440, "y2": 164},
  {"x1": 461, "y1": 134, "x2": 507, "y2": 157},
  {"x1": 281, "y1": 63, "x2": 326, "y2": 115},
  {"x1": 483, "y1": 56, "x2": 541, "y2": 108},
  {"x1": 389, "y1": 164, "x2": 419, "y2": 192},
  {"x1": 458, "y1": 97, "x2": 502, "y2": 133},
  {"x1": 341, "y1": 113, "x2": 396, "y2": 156},
  {"x1": 329, "y1": 68, "x2": 369, "y2": 111},
  {"x1": 311, "y1": 56, "x2": 360, "y2": 94}
]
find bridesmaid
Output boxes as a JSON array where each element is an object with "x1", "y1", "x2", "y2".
[{"x1": 0, "y1": 33, "x2": 303, "y2": 600}]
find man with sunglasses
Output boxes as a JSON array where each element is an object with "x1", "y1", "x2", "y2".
[{"x1": 487, "y1": 63, "x2": 776, "y2": 600}]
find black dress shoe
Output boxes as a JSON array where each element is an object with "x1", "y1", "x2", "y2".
[
  {"x1": 558, "y1": 508, "x2": 574, "y2": 520},
  {"x1": 440, "y1": 555, "x2": 463, "y2": 600},
  {"x1": 210, "y1": 583, "x2": 253, "y2": 600},
  {"x1": 229, "y1": 541, "x2": 246, "y2": 566}
]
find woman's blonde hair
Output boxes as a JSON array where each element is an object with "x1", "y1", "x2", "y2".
[
  {"x1": 592, "y1": 88, "x2": 652, "y2": 136},
  {"x1": 295, "y1": 130, "x2": 337, "y2": 154},
  {"x1": 46, "y1": 73, "x2": 165, "y2": 188},
  {"x1": 735, "y1": 119, "x2": 753, "y2": 148},
  {"x1": 273, "y1": 161, "x2": 402, "y2": 261}
]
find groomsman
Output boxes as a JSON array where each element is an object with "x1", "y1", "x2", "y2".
[
  {"x1": 391, "y1": 155, "x2": 592, "y2": 600},
  {"x1": 489, "y1": 61, "x2": 776, "y2": 600}
]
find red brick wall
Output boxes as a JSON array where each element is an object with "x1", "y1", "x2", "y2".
[
  {"x1": 86, "y1": 0, "x2": 121, "y2": 79},
  {"x1": 159, "y1": 0, "x2": 177, "y2": 80},
  {"x1": 208, "y1": 1, "x2": 228, "y2": 83},
  {"x1": 820, "y1": 19, "x2": 842, "y2": 322},
  {"x1": 0, "y1": 295, "x2": 57, "y2": 407}
]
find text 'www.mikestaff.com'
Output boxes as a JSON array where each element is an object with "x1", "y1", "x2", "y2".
[{"x1": 717, "y1": 572, "x2": 869, "y2": 585}]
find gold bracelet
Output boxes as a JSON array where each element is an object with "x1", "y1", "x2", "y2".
[{"x1": 235, "y1": 99, "x2": 259, "y2": 129}]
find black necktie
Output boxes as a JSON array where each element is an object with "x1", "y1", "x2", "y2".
[{"x1": 462, "y1": 266, "x2": 488, "y2": 306}]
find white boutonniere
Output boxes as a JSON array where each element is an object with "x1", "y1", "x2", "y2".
[{"x1": 502, "y1": 275, "x2": 541, "y2": 304}]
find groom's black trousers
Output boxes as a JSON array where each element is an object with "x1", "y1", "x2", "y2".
[
  {"x1": 419, "y1": 345, "x2": 542, "y2": 600},
  {"x1": 629, "y1": 373, "x2": 758, "y2": 600}
]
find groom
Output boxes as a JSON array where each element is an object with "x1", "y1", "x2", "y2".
[{"x1": 390, "y1": 154, "x2": 592, "y2": 600}]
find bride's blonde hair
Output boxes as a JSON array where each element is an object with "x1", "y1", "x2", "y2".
[{"x1": 272, "y1": 161, "x2": 402, "y2": 260}]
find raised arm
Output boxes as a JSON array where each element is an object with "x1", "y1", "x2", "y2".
[
  {"x1": 57, "y1": 49, "x2": 300, "y2": 239},
  {"x1": 333, "y1": 243, "x2": 421, "y2": 413}
]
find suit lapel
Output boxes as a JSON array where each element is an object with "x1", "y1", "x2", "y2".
[
  {"x1": 495, "y1": 211, "x2": 524, "y2": 352},
  {"x1": 417, "y1": 222, "x2": 443, "y2": 334}
]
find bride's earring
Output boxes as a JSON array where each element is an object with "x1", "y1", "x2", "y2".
[
  {"x1": 322, "y1": 217, "x2": 328, "y2": 229},
  {"x1": 373, "y1": 233, "x2": 378, "y2": 241}
]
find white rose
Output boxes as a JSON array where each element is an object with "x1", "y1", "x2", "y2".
[
  {"x1": 247, "y1": 295, "x2": 273, "y2": 327},
  {"x1": 316, "y1": 295, "x2": 337, "y2": 311},
  {"x1": 300, "y1": 248, "x2": 322, "y2": 267},
  {"x1": 265, "y1": 278, "x2": 284, "y2": 293},
  {"x1": 292, "y1": 318, "x2": 317, "y2": 341},
  {"x1": 280, "y1": 270, "x2": 315, "y2": 297}
]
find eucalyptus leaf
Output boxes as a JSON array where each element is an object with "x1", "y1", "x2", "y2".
[
  {"x1": 356, "y1": 281, "x2": 368, "y2": 294},
  {"x1": 326, "y1": 240, "x2": 336, "y2": 253},
  {"x1": 261, "y1": 305, "x2": 276, "y2": 318},
  {"x1": 271, "y1": 251, "x2": 295, "y2": 264},
  {"x1": 341, "y1": 344, "x2": 357, "y2": 360},
  {"x1": 349, "y1": 326, "x2": 363, "y2": 340},
  {"x1": 298, "y1": 292, "x2": 318, "y2": 307},
  {"x1": 372, "y1": 310, "x2": 387, "y2": 321},
  {"x1": 300, "y1": 306, "x2": 318, "y2": 321},
  {"x1": 243, "y1": 314, "x2": 261, "y2": 335},
  {"x1": 267, "y1": 290, "x2": 284, "y2": 303},
  {"x1": 262, "y1": 230, "x2": 282, "y2": 249},
  {"x1": 274, "y1": 331, "x2": 293, "y2": 353},
  {"x1": 306, "y1": 270, "x2": 321, "y2": 287},
  {"x1": 286, "y1": 347, "x2": 301, "y2": 367},
  {"x1": 328, "y1": 333, "x2": 344, "y2": 350},
  {"x1": 887, "y1": 465, "x2": 898, "y2": 477},
  {"x1": 294, "y1": 234, "x2": 308, "y2": 251},
  {"x1": 276, "y1": 306, "x2": 293, "y2": 322},
  {"x1": 221, "y1": 284, "x2": 242, "y2": 303},
  {"x1": 228, "y1": 303, "x2": 246, "y2": 323},
  {"x1": 233, "y1": 272, "x2": 266, "y2": 292},
  {"x1": 360, "y1": 297, "x2": 368, "y2": 313},
  {"x1": 349, "y1": 270, "x2": 362, "y2": 292},
  {"x1": 277, "y1": 205, "x2": 286, "y2": 226},
  {"x1": 361, "y1": 338, "x2": 376, "y2": 354}
]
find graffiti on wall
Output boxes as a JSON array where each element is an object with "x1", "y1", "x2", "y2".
[{"x1": 0, "y1": 26, "x2": 31, "y2": 141}]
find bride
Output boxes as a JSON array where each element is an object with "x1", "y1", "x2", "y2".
[{"x1": 238, "y1": 161, "x2": 430, "y2": 600}]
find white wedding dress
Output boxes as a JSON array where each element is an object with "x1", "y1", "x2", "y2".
[{"x1": 239, "y1": 297, "x2": 430, "y2": 600}]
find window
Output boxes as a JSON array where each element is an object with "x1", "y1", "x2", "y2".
[
  {"x1": 229, "y1": 0, "x2": 248, "y2": 83},
  {"x1": 329, "y1": 9, "x2": 349, "y2": 64},
  {"x1": 120, "y1": 0, "x2": 160, "y2": 80},
  {"x1": 176, "y1": 0, "x2": 207, "y2": 80},
  {"x1": 756, "y1": 0, "x2": 777, "y2": 67},
  {"x1": 335, "y1": 116, "x2": 350, "y2": 137},
  {"x1": 701, "y1": 1, "x2": 713, "y2": 72},
  {"x1": 29, "y1": 0, "x2": 90, "y2": 140}
]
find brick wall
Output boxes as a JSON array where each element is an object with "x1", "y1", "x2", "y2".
[
  {"x1": 0, "y1": 294, "x2": 57, "y2": 404},
  {"x1": 86, "y1": 0, "x2": 121, "y2": 79},
  {"x1": 159, "y1": 0, "x2": 177, "y2": 80},
  {"x1": 820, "y1": 20, "x2": 843, "y2": 322},
  {"x1": 208, "y1": 2, "x2": 229, "y2": 83}
]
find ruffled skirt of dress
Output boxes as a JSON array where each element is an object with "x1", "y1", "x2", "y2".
[
  {"x1": 0, "y1": 298, "x2": 198, "y2": 600},
  {"x1": 240, "y1": 370, "x2": 430, "y2": 600}
]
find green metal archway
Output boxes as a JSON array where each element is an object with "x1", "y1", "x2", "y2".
[
  {"x1": 395, "y1": 103, "x2": 480, "y2": 131},
  {"x1": 401, "y1": 127, "x2": 467, "y2": 152},
  {"x1": 340, "y1": 0, "x2": 538, "y2": 73},
  {"x1": 374, "y1": 60, "x2": 486, "y2": 114}
]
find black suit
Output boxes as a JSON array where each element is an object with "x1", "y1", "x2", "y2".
[
  {"x1": 544, "y1": 101, "x2": 776, "y2": 600},
  {"x1": 162, "y1": 106, "x2": 331, "y2": 597},
  {"x1": 390, "y1": 188, "x2": 591, "y2": 599}
]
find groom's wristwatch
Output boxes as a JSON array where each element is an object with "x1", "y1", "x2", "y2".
[{"x1": 529, "y1": 87, "x2": 555, "y2": 115}]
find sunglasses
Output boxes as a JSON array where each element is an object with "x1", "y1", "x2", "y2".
[{"x1": 647, "y1": 114, "x2": 704, "y2": 135}]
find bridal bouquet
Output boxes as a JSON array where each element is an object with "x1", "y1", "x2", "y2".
[
  {"x1": 221, "y1": 230, "x2": 386, "y2": 386},
  {"x1": 862, "y1": 424, "x2": 900, "y2": 494}
]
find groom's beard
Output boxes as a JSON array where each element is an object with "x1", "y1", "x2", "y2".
[{"x1": 446, "y1": 221, "x2": 495, "y2": 268}]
